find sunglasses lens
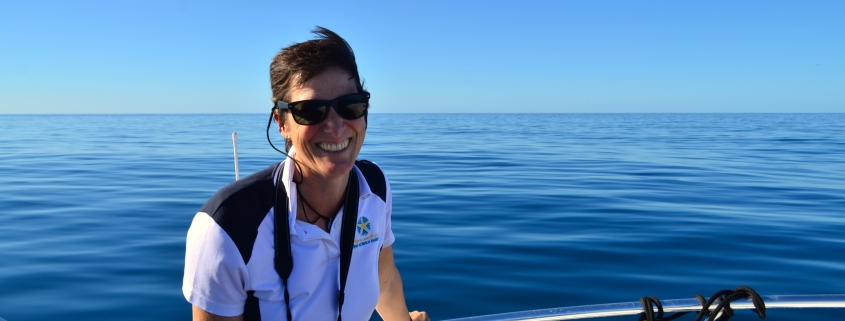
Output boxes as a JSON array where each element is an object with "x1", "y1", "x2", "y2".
[
  {"x1": 339, "y1": 102, "x2": 368, "y2": 119},
  {"x1": 290, "y1": 102, "x2": 327, "y2": 125},
  {"x1": 337, "y1": 95, "x2": 369, "y2": 119}
]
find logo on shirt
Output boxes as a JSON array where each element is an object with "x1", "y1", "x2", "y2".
[
  {"x1": 354, "y1": 217, "x2": 379, "y2": 249},
  {"x1": 356, "y1": 217, "x2": 371, "y2": 236}
]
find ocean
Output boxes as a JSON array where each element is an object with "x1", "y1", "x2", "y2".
[{"x1": 0, "y1": 113, "x2": 843, "y2": 321}]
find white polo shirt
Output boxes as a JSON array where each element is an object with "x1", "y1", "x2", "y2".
[{"x1": 183, "y1": 155, "x2": 394, "y2": 321}]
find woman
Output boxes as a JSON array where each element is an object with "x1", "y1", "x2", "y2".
[{"x1": 183, "y1": 27, "x2": 428, "y2": 321}]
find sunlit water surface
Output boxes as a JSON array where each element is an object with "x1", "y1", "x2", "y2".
[{"x1": 0, "y1": 114, "x2": 843, "y2": 321}]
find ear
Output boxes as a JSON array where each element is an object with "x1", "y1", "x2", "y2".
[{"x1": 273, "y1": 112, "x2": 289, "y2": 138}]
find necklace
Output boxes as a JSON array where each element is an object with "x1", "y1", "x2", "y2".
[{"x1": 296, "y1": 187, "x2": 334, "y2": 224}]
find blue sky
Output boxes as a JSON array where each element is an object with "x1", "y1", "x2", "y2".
[{"x1": 1, "y1": 1, "x2": 843, "y2": 113}]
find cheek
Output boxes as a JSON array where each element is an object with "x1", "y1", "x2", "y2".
[
  {"x1": 289, "y1": 126, "x2": 319, "y2": 145},
  {"x1": 351, "y1": 118, "x2": 367, "y2": 134}
]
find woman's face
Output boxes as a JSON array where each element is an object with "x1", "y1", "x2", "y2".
[{"x1": 278, "y1": 67, "x2": 366, "y2": 180}]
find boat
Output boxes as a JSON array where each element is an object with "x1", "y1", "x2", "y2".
[{"x1": 442, "y1": 294, "x2": 845, "y2": 321}]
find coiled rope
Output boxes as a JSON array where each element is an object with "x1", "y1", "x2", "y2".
[{"x1": 639, "y1": 286, "x2": 766, "y2": 321}]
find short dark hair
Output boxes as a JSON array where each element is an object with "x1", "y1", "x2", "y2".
[{"x1": 269, "y1": 26, "x2": 364, "y2": 103}]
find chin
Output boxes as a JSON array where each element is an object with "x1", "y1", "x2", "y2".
[{"x1": 319, "y1": 159, "x2": 356, "y2": 178}]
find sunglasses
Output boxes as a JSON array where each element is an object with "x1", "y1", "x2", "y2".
[{"x1": 274, "y1": 91, "x2": 370, "y2": 125}]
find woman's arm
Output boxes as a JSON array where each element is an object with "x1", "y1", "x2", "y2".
[
  {"x1": 375, "y1": 246, "x2": 429, "y2": 321},
  {"x1": 192, "y1": 305, "x2": 243, "y2": 321}
]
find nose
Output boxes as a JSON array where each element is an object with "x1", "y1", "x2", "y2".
[{"x1": 321, "y1": 105, "x2": 344, "y2": 134}]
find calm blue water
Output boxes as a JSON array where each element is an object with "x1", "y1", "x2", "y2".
[{"x1": 1, "y1": 114, "x2": 843, "y2": 321}]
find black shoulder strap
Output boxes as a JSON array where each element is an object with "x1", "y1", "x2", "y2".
[
  {"x1": 270, "y1": 163, "x2": 360, "y2": 321},
  {"x1": 273, "y1": 165, "x2": 293, "y2": 321},
  {"x1": 337, "y1": 170, "x2": 359, "y2": 321},
  {"x1": 355, "y1": 160, "x2": 386, "y2": 202}
]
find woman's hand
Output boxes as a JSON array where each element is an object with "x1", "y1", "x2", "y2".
[{"x1": 410, "y1": 310, "x2": 430, "y2": 321}]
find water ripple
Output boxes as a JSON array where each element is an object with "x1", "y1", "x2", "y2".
[{"x1": 1, "y1": 114, "x2": 844, "y2": 321}]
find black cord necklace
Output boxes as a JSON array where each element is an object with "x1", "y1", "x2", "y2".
[
  {"x1": 291, "y1": 160, "x2": 345, "y2": 226},
  {"x1": 296, "y1": 188, "x2": 333, "y2": 224}
]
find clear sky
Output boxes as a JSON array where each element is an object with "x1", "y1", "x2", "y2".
[{"x1": 1, "y1": 1, "x2": 843, "y2": 114}]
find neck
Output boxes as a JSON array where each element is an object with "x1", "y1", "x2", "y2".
[{"x1": 293, "y1": 165, "x2": 350, "y2": 226}]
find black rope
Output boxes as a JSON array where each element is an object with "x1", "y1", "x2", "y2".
[
  {"x1": 692, "y1": 286, "x2": 766, "y2": 321},
  {"x1": 639, "y1": 286, "x2": 766, "y2": 321},
  {"x1": 639, "y1": 296, "x2": 661, "y2": 321},
  {"x1": 639, "y1": 296, "x2": 689, "y2": 321},
  {"x1": 266, "y1": 108, "x2": 289, "y2": 156}
]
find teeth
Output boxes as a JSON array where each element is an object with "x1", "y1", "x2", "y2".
[{"x1": 318, "y1": 139, "x2": 349, "y2": 152}]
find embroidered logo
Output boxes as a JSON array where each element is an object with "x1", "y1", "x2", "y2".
[{"x1": 356, "y1": 217, "x2": 371, "y2": 236}]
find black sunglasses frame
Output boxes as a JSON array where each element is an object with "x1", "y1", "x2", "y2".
[{"x1": 274, "y1": 91, "x2": 370, "y2": 125}]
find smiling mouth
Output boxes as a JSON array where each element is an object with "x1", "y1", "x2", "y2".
[{"x1": 317, "y1": 138, "x2": 350, "y2": 152}]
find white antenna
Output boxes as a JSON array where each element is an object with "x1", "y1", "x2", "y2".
[{"x1": 232, "y1": 132, "x2": 240, "y2": 180}]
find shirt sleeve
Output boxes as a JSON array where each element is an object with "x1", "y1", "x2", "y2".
[
  {"x1": 382, "y1": 175, "x2": 396, "y2": 248},
  {"x1": 183, "y1": 212, "x2": 249, "y2": 317}
]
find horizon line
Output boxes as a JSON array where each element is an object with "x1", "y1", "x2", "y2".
[{"x1": 2, "y1": 112, "x2": 843, "y2": 115}]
